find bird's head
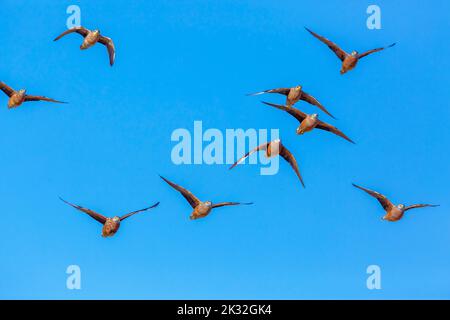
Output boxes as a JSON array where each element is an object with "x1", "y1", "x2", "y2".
[
  {"x1": 112, "y1": 216, "x2": 120, "y2": 223},
  {"x1": 272, "y1": 138, "x2": 281, "y2": 144},
  {"x1": 397, "y1": 204, "x2": 405, "y2": 210},
  {"x1": 351, "y1": 50, "x2": 358, "y2": 56},
  {"x1": 93, "y1": 29, "x2": 100, "y2": 34},
  {"x1": 294, "y1": 85, "x2": 302, "y2": 91},
  {"x1": 311, "y1": 113, "x2": 319, "y2": 119},
  {"x1": 204, "y1": 201, "x2": 213, "y2": 208},
  {"x1": 18, "y1": 89, "x2": 26, "y2": 95}
]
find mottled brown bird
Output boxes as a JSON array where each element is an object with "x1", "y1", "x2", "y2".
[
  {"x1": 262, "y1": 101, "x2": 354, "y2": 144},
  {"x1": 352, "y1": 183, "x2": 439, "y2": 222},
  {"x1": 248, "y1": 85, "x2": 335, "y2": 119},
  {"x1": 0, "y1": 81, "x2": 65, "y2": 109},
  {"x1": 305, "y1": 27, "x2": 396, "y2": 74},
  {"x1": 160, "y1": 176, "x2": 252, "y2": 220},
  {"x1": 54, "y1": 26, "x2": 115, "y2": 66},
  {"x1": 230, "y1": 139, "x2": 305, "y2": 187},
  {"x1": 59, "y1": 197, "x2": 159, "y2": 237}
]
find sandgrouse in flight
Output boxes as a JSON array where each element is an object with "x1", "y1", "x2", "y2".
[
  {"x1": 160, "y1": 176, "x2": 252, "y2": 220},
  {"x1": 54, "y1": 26, "x2": 116, "y2": 66},
  {"x1": 305, "y1": 27, "x2": 396, "y2": 74},
  {"x1": 59, "y1": 197, "x2": 159, "y2": 237},
  {"x1": 352, "y1": 183, "x2": 438, "y2": 222}
]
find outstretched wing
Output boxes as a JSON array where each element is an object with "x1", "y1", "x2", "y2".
[
  {"x1": 404, "y1": 204, "x2": 439, "y2": 212},
  {"x1": 212, "y1": 202, "x2": 253, "y2": 209},
  {"x1": 357, "y1": 43, "x2": 396, "y2": 59},
  {"x1": 54, "y1": 26, "x2": 90, "y2": 41},
  {"x1": 247, "y1": 88, "x2": 291, "y2": 96},
  {"x1": 0, "y1": 82, "x2": 15, "y2": 97},
  {"x1": 261, "y1": 101, "x2": 307, "y2": 123},
  {"x1": 279, "y1": 143, "x2": 305, "y2": 188},
  {"x1": 24, "y1": 95, "x2": 66, "y2": 103},
  {"x1": 98, "y1": 35, "x2": 116, "y2": 66},
  {"x1": 352, "y1": 184, "x2": 394, "y2": 211},
  {"x1": 120, "y1": 202, "x2": 160, "y2": 221},
  {"x1": 305, "y1": 27, "x2": 348, "y2": 61},
  {"x1": 301, "y1": 91, "x2": 336, "y2": 119},
  {"x1": 315, "y1": 120, "x2": 355, "y2": 144},
  {"x1": 160, "y1": 176, "x2": 201, "y2": 208},
  {"x1": 59, "y1": 197, "x2": 107, "y2": 224},
  {"x1": 229, "y1": 142, "x2": 269, "y2": 169}
]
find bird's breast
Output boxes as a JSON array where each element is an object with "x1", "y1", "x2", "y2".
[
  {"x1": 8, "y1": 94, "x2": 24, "y2": 108},
  {"x1": 102, "y1": 220, "x2": 120, "y2": 237}
]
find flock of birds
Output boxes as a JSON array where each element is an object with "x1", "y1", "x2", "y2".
[{"x1": 1, "y1": 25, "x2": 439, "y2": 238}]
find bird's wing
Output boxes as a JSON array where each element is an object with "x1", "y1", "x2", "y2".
[
  {"x1": 212, "y1": 202, "x2": 253, "y2": 209},
  {"x1": 24, "y1": 95, "x2": 66, "y2": 103},
  {"x1": 59, "y1": 197, "x2": 107, "y2": 224},
  {"x1": 54, "y1": 26, "x2": 90, "y2": 41},
  {"x1": 315, "y1": 120, "x2": 355, "y2": 144},
  {"x1": 404, "y1": 204, "x2": 439, "y2": 212},
  {"x1": 247, "y1": 88, "x2": 291, "y2": 96},
  {"x1": 160, "y1": 176, "x2": 201, "y2": 208},
  {"x1": 279, "y1": 143, "x2": 305, "y2": 188},
  {"x1": 301, "y1": 91, "x2": 335, "y2": 119},
  {"x1": 0, "y1": 82, "x2": 15, "y2": 97},
  {"x1": 120, "y1": 202, "x2": 160, "y2": 221},
  {"x1": 98, "y1": 35, "x2": 116, "y2": 66},
  {"x1": 305, "y1": 27, "x2": 348, "y2": 61},
  {"x1": 352, "y1": 184, "x2": 394, "y2": 211},
  {"x1": 229, "y1": 142, "x2": 269, "y2": 169},
  {"x1": 261, "y1": 101, "x2": 307, "y2": 123},
  {"x1": 357, "y1": 43, "x2": 396, "y2": 59}
]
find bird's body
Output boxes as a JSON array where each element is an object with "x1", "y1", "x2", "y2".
[
  {"x1": 102, "y1": 217, "x2": 121, "y2": 237},
  {"x1": 297, "y1": 114, "x2": 319, "y2": 134},
  {"x1": 160, "y1": 176, "x2": 252, "y2": 220},
  {"x1": 352, "y1": 183, "x2": 438, "y2": 222},
  {"x1": 248, "y1": 85, "x2": 335, "y2": 118},
  {"x1": 0, "y1": 82, "x2": 65, "y2": 109},
  {"x1": 341, "y1": 54, "x2": 359, "y2": 74},
  {"x1": 191, "y1": 201, "x2": 214, "y2": 220},
  {"x1": 383, "y1": 206, "x2": 405, "y2": 222},
  {"x1": 81, "y1": 30, "x2": 101, "y2": 49},
  {"x1": 59, "y1": 198, "x2": 159, "y2": 237},
  {"x1": 7, "y1": 90, "x2": 26, "y2": 108},
  {"x1": 305, "y1": 27, "x2": 395, "y2": 75},
  {"x1": 54, "y1": 27, "x2": 116, "y2": 66},
  {"x1": 286, "y1": 86, "x2": 304, "y2": 107}
]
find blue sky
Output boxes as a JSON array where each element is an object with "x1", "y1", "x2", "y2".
[{"x1": 1, "y1": 0, "x2": 449, "y2": 299}]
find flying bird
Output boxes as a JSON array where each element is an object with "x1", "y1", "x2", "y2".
[
  {"x1": 0, "y1": 81, "x2": 65, "y2": 109},
  {"x1": 248, "y1": 85, "x2": 336, "y2": 119},
  {"x1": 160, "y1": 176, "x2": 252, "y2": 220},
  {"x1": 352, "y1": 183, "x2": 439, "y2": 222},
  {"x1": 54, "y1": 26, "x2": 115, "y2": 66},
  {"x1": 305, "y1": 27, "x2": 396, "y2": 74},
  {"x1": 59, "y1": 197, "x2": 159, "y2": 237},
  {"x1": 262, "y1": 101, "x2": 354, "y2": 144},
  {"x1": 230, "y1": 139, "x2": 305, "y2": 188}
]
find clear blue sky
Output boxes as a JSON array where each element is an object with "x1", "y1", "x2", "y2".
[{"x1": 1, "y1": 0, "x2": 449, "y2": 299}]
